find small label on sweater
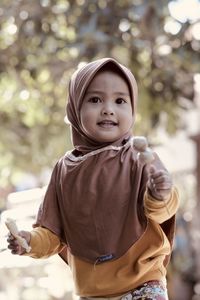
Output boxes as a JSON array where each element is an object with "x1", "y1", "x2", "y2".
[{"x1": 97, "y1": 254, "x2": 114, "y2": 263}]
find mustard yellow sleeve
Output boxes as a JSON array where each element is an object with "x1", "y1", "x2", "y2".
[
  {"x1": 24, "y1": 227, "x2": 64, "y2": 259},
  {"x1": 144, "y1": 187, "x2": 179, "y2": 224}
]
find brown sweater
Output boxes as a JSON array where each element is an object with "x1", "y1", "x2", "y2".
[{"x1": 25, "y1": 188, "x2": 179, "y2": 297}]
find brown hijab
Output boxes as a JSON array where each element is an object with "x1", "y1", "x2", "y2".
[
  {"x1": 66, "y1": 57, "x2": 138, "y2": 153},
  {"x1": 34, "y1": 58, "x2": 175, "y2": 264}
]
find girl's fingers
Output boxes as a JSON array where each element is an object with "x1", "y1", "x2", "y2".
[
  {"x1": 150, "y1": 170, "x2": 170, "y2": 180},
  {"x1": 7, "y1": 234, "x2": 20, "y2": 253},
  {"x1": 152, "y1": 175, "x2": 171, "y2": 183},
  {"x1": 8, "y1": 243, "x2": 24, "y2": 255},
  {"x1": 152, "y1": 179, "x2": 172, "y2": 188},
  {"x1": 7, "y1": 230, "x2": 31, "y2": 255},
  {"x1": 150, "y1": 178, "x2": 172, "y2": 187},
  {"x1": 150, "y1": 183, "x2": 172, "y2": 192},
  {"x1": 149, "y1": 169, "x2": 172, "y2": 187},
  {"x1": 11, "y1": 246, "x2": 21, "y2": 255},
  {"x1": 148, "y1": 167, "x2": 172, "y2": 200},
  {"x1": 7, "y1": 235, "x2": 18, "y2": 245}
]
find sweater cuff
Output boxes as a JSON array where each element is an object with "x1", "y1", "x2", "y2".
[
  {"x1": 144, "y1": 187, "x2": 179, "y2": 224},
  {"x1": 23, "y1": 227, "x2": 63, "y2": 259}
]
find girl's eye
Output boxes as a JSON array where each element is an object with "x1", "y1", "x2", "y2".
[
  {"x1": 116, "y1": 98, "x2": 126, "y2": 104},
  {"x1": 88, "y1": 97, "x2": 101, "y2": 103}
]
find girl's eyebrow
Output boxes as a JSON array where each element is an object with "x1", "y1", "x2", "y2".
[{"x1": 86, "y1": 90, "x2": 130, "y2": 96}]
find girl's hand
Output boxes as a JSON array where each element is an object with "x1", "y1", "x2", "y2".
[
  {"x1": 147, "y1": 165, "x2": 172, "y2": 200},
  {"x1": 7, "y1": 230, "x2": 31, "y2": 255}
]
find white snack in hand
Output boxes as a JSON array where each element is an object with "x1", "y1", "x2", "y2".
[
  {"x1": 138, "y1": 148, "x2": 154, "y2": 164},
  {"x1": 133, "y1": 136, "x2": 148, "y2": 152},
  {"x1": 5, "y1": 218, "x2": 31, "y2": 253}
]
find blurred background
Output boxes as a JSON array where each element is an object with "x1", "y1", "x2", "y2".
[{"x1": 0, "y1": 0, "x2": 200, "y2": 299}]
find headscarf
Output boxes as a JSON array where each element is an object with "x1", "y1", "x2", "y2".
[
  {"x1": 66, "y1": 57, "x2": 138, "y2": 153},
  {"x1": 34, "y1": 58, "x2": 175, "y2": 264}
]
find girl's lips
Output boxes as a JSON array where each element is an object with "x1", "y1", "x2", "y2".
[
  {"x1": 97, "y1": 120, "x2": 117, "y2": 125},
  {"x1": 97, "y1": 120, "x2": 118, "y2": 128}
]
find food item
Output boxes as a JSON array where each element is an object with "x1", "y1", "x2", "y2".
[
  {"x1": 137, "y1": 148, "x2": 154, "y2": 164},
  {"x1": 5, "y1": 218, "x2": 31, "y2": 253},
  {"x1": 133, "y1": 136, "x2": 154, "y2": 164},
  {"x1": 132, "y1": 136, "x2": 148, "y2": 152}
]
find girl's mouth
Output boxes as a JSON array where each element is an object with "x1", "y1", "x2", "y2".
[{"x1": 97, "y1": 120, "x2": 118, "y2": 128}]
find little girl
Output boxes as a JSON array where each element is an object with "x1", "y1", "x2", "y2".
[{"x1": 7, "y1": 57, "x2": 179, "y2": 300}]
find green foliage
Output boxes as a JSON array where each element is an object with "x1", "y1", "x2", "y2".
[{"x1": 0, "y1": 0, "x2": 199, "y2": 188}]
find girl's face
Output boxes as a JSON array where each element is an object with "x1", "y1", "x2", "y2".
[{"x1": 80, "y1": 69, "x2": 133, "y2": 143}]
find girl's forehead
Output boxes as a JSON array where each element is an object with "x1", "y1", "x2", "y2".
[
  {"x1": 86, "y1": 69, "x2": 130, "y2": 92},
  {"x1": 69, "y1": 59, "x2": 137, "y2": 111}
]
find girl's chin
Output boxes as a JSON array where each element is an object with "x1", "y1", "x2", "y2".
[{"x1": 91, "y1": 135, "x2": 122, "y2": 144}]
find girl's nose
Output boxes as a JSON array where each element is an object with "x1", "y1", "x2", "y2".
[
  {"x1": 101, "y1": 104, "x2": 114, "y2": 115},
  {"x1": 102, "y1": 109, "x2": 114, "y2": 116}
]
